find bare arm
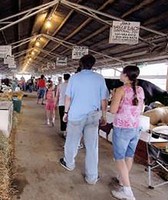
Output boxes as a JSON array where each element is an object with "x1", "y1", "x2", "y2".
[
  {"x1": 110, "y1": 87, "x2": 124, "y2": 114},
  {"x1": 55, "y1": 86, "x2": 60, "y2": 106},
  {"x1": 99, "y1": 99, "x2": 108, "y2": 126},
  {"x1": 101, "y1": 99, "x2": 108, "y2": 117},
  {"x1": 45, "y1": 89, "x2": 48, "y2": 100},
  {"x1": 63, "y1": 95, "x2": 71, "y2": 122}
]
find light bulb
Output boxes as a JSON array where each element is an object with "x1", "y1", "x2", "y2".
[
  {"x1": 35, "y1": 41, "x2": 40, "y2": 47},
  {"x1": 45, "y1": 20, "x2": 52, "y2": 29}
]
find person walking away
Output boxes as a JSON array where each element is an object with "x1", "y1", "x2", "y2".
[
  {"x1": 45, "y1": 82, "x2": 56, "y2": 126},
  {"x1": 55, "y1": 73, "x2": 70, "y2": 137},
  {"x1": 37, "y1": 74, "x2": 46, "y2": 105},
  {"x1": 59, "y1": 54, "x2": 109, "y2": 184},
  {"x1": 110, "y1": 65, "x2": 144, "y2": 200}
]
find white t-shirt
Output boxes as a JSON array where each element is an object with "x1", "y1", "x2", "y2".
[{"x1": 58, "y1": 82, "x2": 68, "y2": 106}]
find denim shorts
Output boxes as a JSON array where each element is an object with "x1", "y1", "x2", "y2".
[
  {"x1": 38, "y1": 88, "x2": 45, "y2": 99},
  {"x1": 112, "y1": 126, "x2": 141, "y2": 160}
]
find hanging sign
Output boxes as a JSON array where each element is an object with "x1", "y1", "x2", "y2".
[
  {"x1": 109, "y1": 21, "x2": 140, "y2": 44},
  {"x1": 56, "y1": 56, "x2": 67, "y2": 66},
  {"x1": 72, "y1": 46, "x2": 88, "y2": 59},
  {"x1": 11, "y1": 69, "x2": 17, "y2": 73},
  {"x1": 4, "y1": 55, "x2": 15, "y2": 65},
  {"x1": 47, "y1": 62, "x2": 56, "y2": 69},
  {"x1": 8, "y1": 64, "x2": 16, "y2": 69},
  {"x1": 0, "y1": 45, "x2": 12, "y2": 58}
]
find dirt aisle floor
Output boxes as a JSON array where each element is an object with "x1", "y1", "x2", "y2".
[{"x1": 12, "y1": 93, "x2": 168, "y2": 200}]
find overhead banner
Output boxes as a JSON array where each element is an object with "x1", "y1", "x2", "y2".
[
  {"x1": 56, "y1": 56, "x2": 67, "y2": 66},
  {"x1": 0, "y1": 45, "x2": 12, "y2": 58},
  {"x1": 109, "y1": 21, "x2": 140, "y2": 44},
  {"x1": 8, "y1": 64, "x2": 16, "y2": 69},
  {"x1": 47, "y1": 62, "x2": 55, "y2": 69},
  {"x1": 72, "y1": 46, "x2": 88, "y2": 59},
  {"x1": 11, "y1": 69, "x2": 17, "y2": 72},
  {"x1": 4, "y1": 55, "x2": 15, "y2": 65}
]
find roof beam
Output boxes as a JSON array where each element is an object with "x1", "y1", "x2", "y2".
[
  {"x1": 17, "y1": 0, "x2": 22, "y2": 41},
  {"x1": 43, "y1": 34, "x2": 125, "y2": 65},
  {"x1": 37, "y1": 0, "x2": 116, "y2": 64},
  {"x1": 121, "y1": 0, "x2": 156, "y2": 18},
  {"x1": 14, "y1": 48, "x2": 33, "y2": 59},
  {"x1": 143, "y1": 10, "x2": 168, "y2": 26},
  {"x1": 0, "y1": 0, "x2": 58, "y2": 32},
  {"x1": 1, "y1": 31, "x2": 7, "y2": 44},
  {"x1": 0, "y1": 1, "x2": 56, "y2": 22},
  {"x1": 60, "y1": 0, "x2": 167, "y2": 37}
]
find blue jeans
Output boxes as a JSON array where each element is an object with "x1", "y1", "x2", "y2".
[
  {"x1": 112, "y1": 127, "x2": 141, "y2": 160},
  {"x1": 38, "y1": 88, "x2": 45, "y2": 99},
  {"x1": 64, "y1": 111, "x2": 100, "y2": 182}
]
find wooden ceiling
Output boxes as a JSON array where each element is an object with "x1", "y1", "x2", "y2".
[{"x1": 0, "y1": 0, "x2": 168, "y2": 75}]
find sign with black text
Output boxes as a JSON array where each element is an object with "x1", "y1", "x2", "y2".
[
  {"x1": 4, "y1": 55, "x2": 15, "y2": 65},
  {"x1": 72, "y1": 46, "x2": 88, "y2": 59},
  {"x1": 8, "y1": 64, "x2": 16, "y2": 69},
  {"x1": 0, "y1": 45, "x2": 12, "y2": 58},
  {"x1": 47, "y1": 62, "x2": 56, "y2": 70},
  {"x1": 109, "y1": 21, "x2": 140, "y2": 44},
  {"x1": 56, "y1": 56, "x2": 67, "y2": 66}
]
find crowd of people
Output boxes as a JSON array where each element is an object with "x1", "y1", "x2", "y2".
[
  {"x1": 58, "y1": 55, "x2": 144, "y2": 200},
  {"x1": 1, "y1": 76, "x2": 41, "y2": 92},
  {"x1": 17, "y1": 54, "x2": 144, "y2": 200}
]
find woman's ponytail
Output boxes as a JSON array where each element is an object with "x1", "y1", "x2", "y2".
[
  {"x1": 122, "y1": 65, "x2": 140, "y2": 106},
  {"x1": 132, "y1": 80, "x2": 139, "y2": 106}
]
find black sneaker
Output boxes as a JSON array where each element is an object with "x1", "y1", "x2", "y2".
[{"x1": 59, "y1": 158, "x2": 74, "y2": 171}]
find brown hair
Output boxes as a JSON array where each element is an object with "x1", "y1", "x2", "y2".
[
  {"x1": 79, "y1": 54, "x2": 96, "y2": 70},
  {"x1": 48, "y1": 82, "x2": 53, "y2": 89},
  {"x1": 123, "y1": 65, "x2": 140, "y2": 106}
]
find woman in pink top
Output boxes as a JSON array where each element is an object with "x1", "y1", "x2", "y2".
[
  {"x1": 45, "y1": 82, "x2": 56, "y2": 126},
  {"x1": 110, "y1": 65, "x2": 144, "y2": 200}
]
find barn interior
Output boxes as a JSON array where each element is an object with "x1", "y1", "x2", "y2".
[{"x1": 0, "y1": 0, "x2": 168, "y2": 199}]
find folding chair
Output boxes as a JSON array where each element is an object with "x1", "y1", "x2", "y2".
[{"x1": 147, "y1": 126, "x2": 168, "y2": 189}]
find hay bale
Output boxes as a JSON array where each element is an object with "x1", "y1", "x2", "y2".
[{"x1": 0, "y1": 131, "x2": 14, "y2": 200}]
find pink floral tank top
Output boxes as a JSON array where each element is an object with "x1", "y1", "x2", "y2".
[{"x1": 113, "y1": 85, "x2": 144, "y2": 128}]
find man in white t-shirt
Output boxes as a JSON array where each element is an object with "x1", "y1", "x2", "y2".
[{"x1": 55, "y1": 74, "x2": 70, "y2": 137}]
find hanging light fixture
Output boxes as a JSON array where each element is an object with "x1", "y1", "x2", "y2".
[
  {"x1": 31, "y1": 51, "x2": 35, "y2": 56},
  {"x1": 35, "y1": 41, "x2": 41, "y2": 47},
  {"x1": 45, "y1": 19, "x2": 52, "y2": 29}
]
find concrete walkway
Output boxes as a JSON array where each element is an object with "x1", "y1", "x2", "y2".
[{"x1": 12, "y1": 93, "x2": 168, "y2": 200}]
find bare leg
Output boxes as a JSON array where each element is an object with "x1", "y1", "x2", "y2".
[
  {"x1": 46, "y1": 110, "x2": 50, "y2": 124},
  {"x1": 112, "y1": 159, "x2": 135, "y2": 199},
  {"x1": 51, "y1": 109, "x2": 55, "y2": 126},
  {"x1": 41, "y1": 98, "x2": 44, "y2": 104},
  {"x1": 115, "y1": 159, "x2": 130, "y2": 186},
  {"x1": 52, "y1": 109, "x2": 55, "y2": 121},
  {"x1": 125, "y1": 157, "x2": 133, "y2": 172}
]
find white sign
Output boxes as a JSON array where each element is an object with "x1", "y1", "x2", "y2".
[
  {"x1": 72, "y1": 46, "x2": 88, "y2": 59},
  {"x1": 109, "y1": 21, "x2": 140, "y2": 44},
  {"x1": 47, "y1": 62, "x2": 55, "y2": 70},
  {"x1": 0, "y1": 45, "x2": 12, "y2": 58},
  {"x1": 56, "y1": 56, "x2": 67, "y2": 66},
  {"x1": 8, "y1": 64, "x2": 16, "y2": 69},
  {"x1": 11, "y1": 69, "x2": 17, "y2": 73},
  {"x1": 4, "y1": 55, "x2": 15, "y2": 65}
]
